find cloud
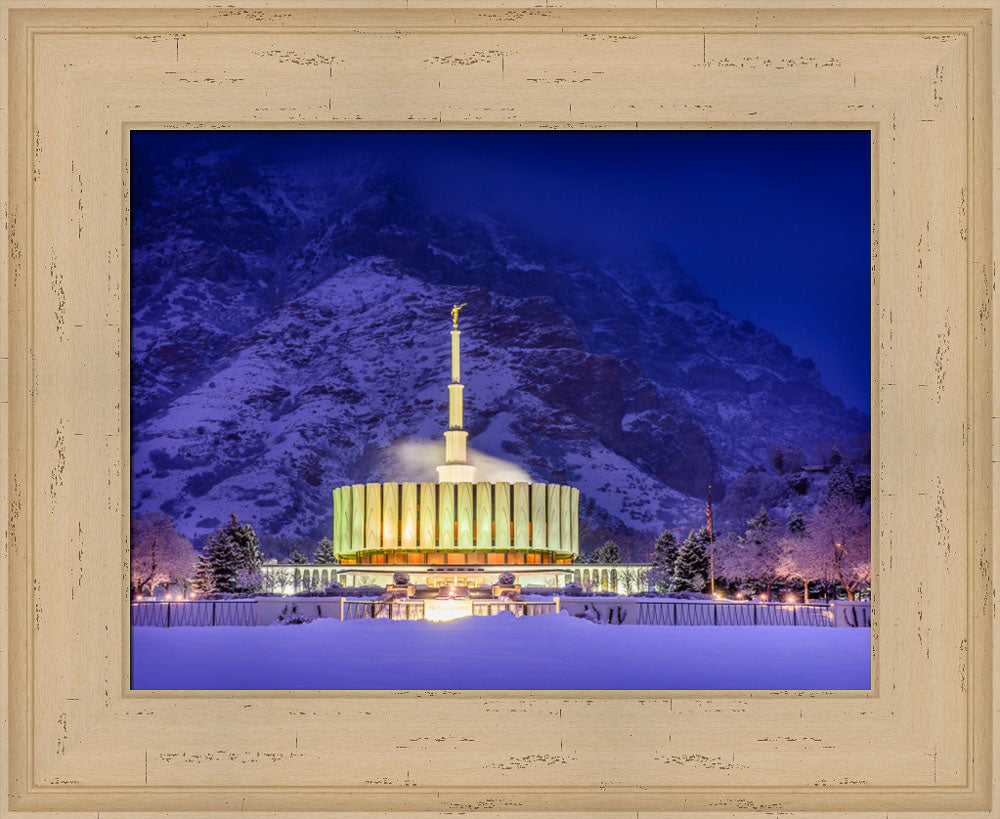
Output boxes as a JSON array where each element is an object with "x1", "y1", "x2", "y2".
[{"x1": 388, "y1": 439, "x2": 532, "y2": 484}]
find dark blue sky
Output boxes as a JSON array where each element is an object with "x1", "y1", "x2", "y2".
[
  {"x1": 393, "y1": 130, "x2": 870, "y2": 412},
  {"x1": 140, "y1": 129, "x2": 872, "y2": 411}
]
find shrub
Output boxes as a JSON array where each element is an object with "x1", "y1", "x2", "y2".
[
  {"x1": 341, "y1": 585, "x2": 386, "y2": 598},
  {"x1": 275, "y1": 604, "x2": 313, "y2": 625},
  {"x1": 626, "y1": 590, "x2": 713, "y2": 600},
  {"x1": 393, "y1": 572, "x2": 410, "y2": 586},
  {"x1": 497, "y1": 591, "x2": 523, "y2": 602},
  {"x1": 498, "y1": 572, "x2": 516, "y2": 586},
  {"x1": 666, "y1": 590, "x2": 714, "y2": 600},
  {"x1": 295, "y1": 585, "x2": 386, "y2": 598},
  {"x1": 380, "y1": 589, "x2": 409, "y2": 602},
  {"x1": 521, "y1": 585, "x2": 621, "y2": 598},
  {"x1": 200, "y1": 591, "x2": 282, "y2": 599}
]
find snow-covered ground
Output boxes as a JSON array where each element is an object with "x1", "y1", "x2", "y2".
[{"x1": 131, "y1": 613, "x2": 871, "y2": 690}]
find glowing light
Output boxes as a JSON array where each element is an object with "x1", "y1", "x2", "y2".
[
  {"x1": 760, "y1": 595, "x2": 769, "y2": 602},
  {"x1": 424, "y1": 599, "x2": 472, "y2": 622},
  {"x1": 735, "y1": 592, "x2": 744, "y2": 600},
  {"x1": 785, "y1": 595, "x2": 796, "y2": 604}
]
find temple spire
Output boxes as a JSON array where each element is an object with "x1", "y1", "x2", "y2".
[{"x1": 437, "y1": 303, "x2": 477, "y2": 484}]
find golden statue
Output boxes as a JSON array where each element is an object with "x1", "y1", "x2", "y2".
[{"x1": 451, "y1": 302, "x2": 467, "y2": 329}]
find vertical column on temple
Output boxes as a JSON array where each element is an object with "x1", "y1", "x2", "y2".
[
  {"x1": 513, "y1": 482, "x2": 530, "y2": 550},
  {"x1": 351, "y1": 484, "x2": 364, "y2": 553},
  {"x1": 419, "y1": 481, "x2": 437, "y2": 550}
]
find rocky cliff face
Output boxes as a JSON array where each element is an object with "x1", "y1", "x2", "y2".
[{"x1": 130, "y1": 141, "x2": 868, "y2": 558}]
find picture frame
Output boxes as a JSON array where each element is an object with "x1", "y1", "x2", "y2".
[{"x1": 1, "y1": 1, "x2": 996, "y2": 816}]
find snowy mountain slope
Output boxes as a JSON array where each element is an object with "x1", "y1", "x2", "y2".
[
  {"x1": 132, "y1": 264, "x2": 710, "y2": 548},
  {"x1": 130, "y1": 142, "x2": 869, "y2": 557}
]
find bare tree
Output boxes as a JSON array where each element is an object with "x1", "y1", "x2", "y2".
[
  {"x1": 813, "y1": 495, "x2": 871, "y2": 601},
  {"x1": 775, "y1": 534, "x2": 831, "y2": 602},
  {"x1": 130, "y1": 514, "x2": 197, "y2": 597}
]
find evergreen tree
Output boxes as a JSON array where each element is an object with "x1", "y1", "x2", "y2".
[
  {"x1": 826, "y1": 464, "x2": 855, "y2": 502},
  {"x1": 788, "y1": 512, "x2": 807, "y2": 534},
  {"x1": 313, "y1": 537, "x2": 338, "y2": 564},
  {"x1": 747, "y1": 506, "x2": 774, "y2": 530},
  {"x1": 200, "y1": 512, "x2": 263, "y2": 594},
  {"x1": 673, "y1": 528, "x2": 712, "y2": 593},
  {"x1": 592, "y1": 540, "x2": 621, "y2": 564},
  {"x1": 852, "y1": 472, "x2": 872, "y2": 505},
  {"x1": 288, "y1": 549, "x2": 309, "y2": 565},
  {"x1": 192, "y1": 552, "x2": 215, "y2": 596},
  {"x1": 201, "y1": 527, "x2": 238, "y2": 594},
  {"x1": 230, "y1": 515, "x2": 263, "y2": 592},
  {"x1": 649, "y1": 530, "x2": 679, "y2": 593}
]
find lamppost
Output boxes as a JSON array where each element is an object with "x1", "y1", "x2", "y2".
[{"x1": 707, "y1": 484, "x2": 715, "y2": 596}]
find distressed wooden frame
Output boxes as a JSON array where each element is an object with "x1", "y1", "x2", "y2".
[{"x1": 2, "y1": 1, "x2": 997, "y2": 816}]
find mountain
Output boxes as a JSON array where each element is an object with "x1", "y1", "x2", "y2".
[{"x1": 130, "y1": 140, "x2": 869, "y2": 558}]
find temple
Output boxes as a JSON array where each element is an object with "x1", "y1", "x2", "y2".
[{"x1": 328, "y1": 304, "x2": 579, "y2": 588}]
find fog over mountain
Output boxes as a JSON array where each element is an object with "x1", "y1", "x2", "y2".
[{"x1": 130, "y1": 140, "x2": 869, "y2": 558}]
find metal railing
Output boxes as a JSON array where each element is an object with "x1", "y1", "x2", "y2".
[
  {"x1": 341, "y1": 600, "x2": 558, "y2": 620},
  {"x1": 341, "y1": 600, "x2": 434, "y2": 620},
  {"x1": 841, "y1": 603, "x2": 871, "y2": 628},
  {"x1": 633, "y1": 600, "x2": 835, "y2": 627},
  {"x1": 130, "y1": 600, "x2": 257, "y2": 627},
  {"x1": 132, "y1": 597, "x2": 862, "y2": 628},
  {"x1": 472, "y1": 601, "x2": 557, "y2": 617}
]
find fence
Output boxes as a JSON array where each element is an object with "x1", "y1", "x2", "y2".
[
  {"x1": 341, "y1": 600, "x2": 426, "y2": 620},
  {"x1": 131, "y1": 598, "x2": 560, "y2": 626},
  {"x1": 635, "y1": 600, "x2": 834, "y2": 627},
  {"x1": 341, "y1": 599, "x2": 558, "y2": 620},
  {"x1": 131, "y1": 597, "x2": 869, "y2": 628},
  {"x1": 472, "y1": 600, "x2": 558, "y2": 617},
  {"x1": 560, "y1": 598, "x2": 870, "y2": 628},
  {"x1": 130, "y1": 600, "x2": 257, "y2": 627},
  {"x1": 834, "y1": 600, "x2": 872, "y2": 628}
]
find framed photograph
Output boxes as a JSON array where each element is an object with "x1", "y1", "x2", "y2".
[
  {"x1": 2, "y1": 1, "x2": 997, "y2": 816},
  {"x1": 127, "y1": 127, "x2": 874, "y2": 693}
]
